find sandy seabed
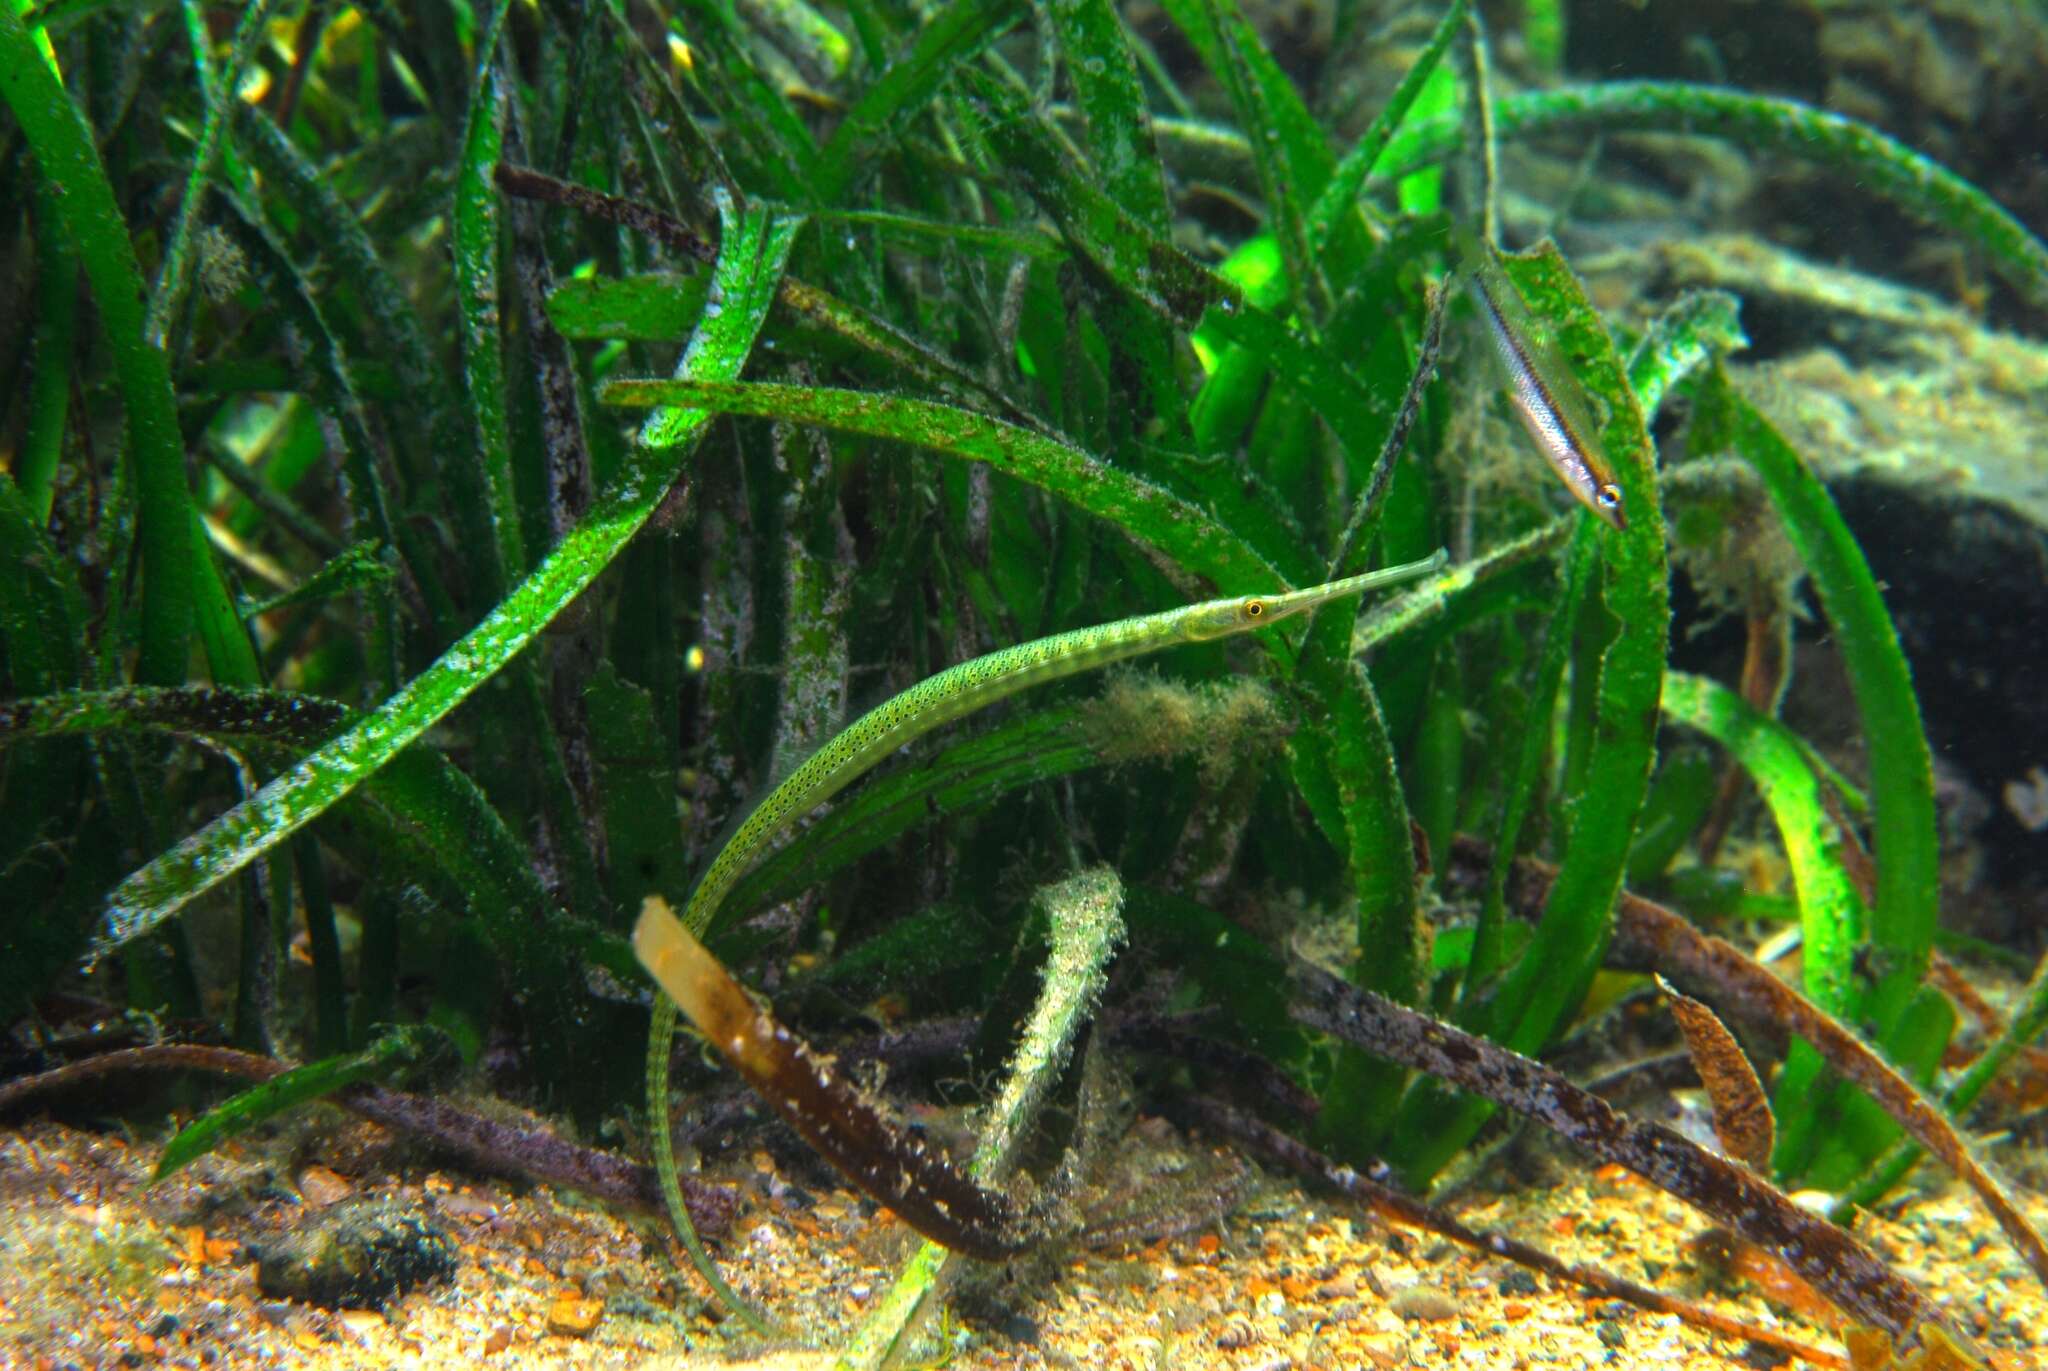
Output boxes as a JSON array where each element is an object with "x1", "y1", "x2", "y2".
[{"x1": 0, "y1": 1112, "x2": 2041, "y2": 1371}]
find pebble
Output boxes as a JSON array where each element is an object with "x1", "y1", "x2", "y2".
[
  {"x1": 1499, "y1": 1269, "x2": 1540, "y2": 1296},
  {"x1": 252, "y1": 1197, "x2": 457, "y2": 1309},
  {"x1": 1359, "y1": 1335, "x2": 1401, "y2": 1368},
  {"x1": 294, "y1": 1165, "x2": 352, "y2": 1209},
  {"x1": 1316, "y1": 1274, "x2": 1358, "y2": 1300},
  {"x1": 337, "y1": 1310, "x2": 385, "y2": 1339},
  {"x1": 546, "y1": 1296, "x2": 604, "y2": 1337},
  {"x1": 1388, "y1": 1284, "x2": 1460, "y2": 1322},
  {"x1": 435, "y1": 1192, "x2": 500, "y2": 1225}
]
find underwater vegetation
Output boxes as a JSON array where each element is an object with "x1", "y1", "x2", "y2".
[{"x1": 5, "y1": 0, "x2": 2048, "y2": 1364}]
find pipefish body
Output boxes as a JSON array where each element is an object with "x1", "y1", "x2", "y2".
[
  {"x1": 636, "y1": 549, "x2": 1449, "y2": 1269},
  {"x1": 1456, "y1": 228, "x2": 1628, "y2": 531}
]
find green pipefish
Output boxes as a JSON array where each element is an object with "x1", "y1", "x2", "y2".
[{"x1": 636, "y1": 549, "x2": 1449, "y2": 1308}]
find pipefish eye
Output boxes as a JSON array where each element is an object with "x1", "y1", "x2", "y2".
[
  {"x1": 1243, "y1": 599, "x2": 1265, "y2": 620},
  {"x1": 1595, "y1": 483, "x2": 1623, "y2": 509}
]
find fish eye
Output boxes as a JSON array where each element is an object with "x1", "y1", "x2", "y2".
[
  {"x1": 1595, "y1": 483, "x2": 1623, "y2": 509},
  {"x1": 1243, "y1": 599, "x2": 1265, "y2": 619}
]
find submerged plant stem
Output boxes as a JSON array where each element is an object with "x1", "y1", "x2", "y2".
[
  {"x1": 1838, "y1": 946, "x2": 2048, "y2": 1214},
  {"x1": 637, "y1": 898, "x2": 1032, "y2": 1259},
  {"x1": 833, "y1": 868, "x2": 1125, "y2": 1368},
  {"x1": 0, "y1": 7, "x2": 255, "y2": 686},
  {"x1": 0, "y1": 1045, "x2": 735, "y2": 1229},
  {"x1": 92, "y1": 202, "x2": 801, "y2": 956},
  {"x1": 1375, "y1": 82, "x2": 2048, "y2": 312}
]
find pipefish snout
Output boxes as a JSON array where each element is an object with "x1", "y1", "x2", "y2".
[{"x1": 1178, "y1": 548, "x2": 1451, "y2": 641}]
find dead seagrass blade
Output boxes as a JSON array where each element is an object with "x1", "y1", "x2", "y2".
[
  {"x1": 1487, "y1": 844, "x2": 2048, "y2": 1296},
  {"x1": 634, "y1": 896, "x2": 1031, "y2": 1260},
  {"x1": 1658, "y1": 974, "x2": 1774, "y2": 1171},
  {"x1": 1289, "y1": 956, "x2": 1950, "y2": 1339}
]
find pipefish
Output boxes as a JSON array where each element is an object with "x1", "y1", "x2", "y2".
[
  {"x1": 1456, "y1": 228, "x2": 1628, "y2": 531},
  {"x1": 635, "y1": 550, "x2": 1448, "y2": 1293}
]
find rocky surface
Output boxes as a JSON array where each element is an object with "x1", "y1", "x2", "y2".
[{"x1": 1571, "y1": 231, "x2": 2048, "y2": 902}]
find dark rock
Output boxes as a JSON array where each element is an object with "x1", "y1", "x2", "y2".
[
  {"x1": 1619, "y1": 230, "x2": 2048, "y2": 920},
  {"x1": 252, "y1": 1197, "x2": 456, "y2": 1309},
  {"x1": 1828, "y1": 477, "x2": 2048, "y2": 896}
]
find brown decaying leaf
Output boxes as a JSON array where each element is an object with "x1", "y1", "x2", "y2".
[
  {"x1": 1288, "y1": 958, "x2": 1948, "y2": 1340},
  {"x1": 634, "y1": 897, "x2": 1030, "y2": 1259},
  {"x1": 1658, "y1": 974, "x2": 1775, "y2": 1170},
  {"x1": 1602, "y1": 881, "x2": 2048, "y2": 1295},
  {"x1": 1927, "y1": 950, "x2": 2004, "y2": 1038},
  {"x1": 1691, "y1": 1227, "x2": 1840, "y2": 1327},
  {"x1": 1446, "y1": 836, "x2": 2048, "y2": 1298}
]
